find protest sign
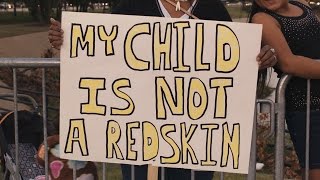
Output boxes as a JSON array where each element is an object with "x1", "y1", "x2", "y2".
[{"x1": 60, "y1": 11, "x2": 262, "y2": 174}]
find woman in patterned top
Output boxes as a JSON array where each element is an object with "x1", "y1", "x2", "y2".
[{"x1": 250, "y1": 0, "x2": 320, "y2": 179}]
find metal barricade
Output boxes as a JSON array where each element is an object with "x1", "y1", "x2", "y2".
[
  {"x1": 0, "y1": 58, "x2": 58, "y2": 180},
  {"x1": 0, "y1": 58, "x2": 288, "y2": 180},
  {"x1": 274, "y1": 75, "x2": 313, "y2": 180},
  {"x1": 305, "y1": 79, "x2": 311, "y2": 180},
  {"x1": 274, "y1": 74, "x2": 291, "y2": 180}
]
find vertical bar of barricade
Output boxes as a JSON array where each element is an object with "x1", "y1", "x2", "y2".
[
  {"x1": 274, "y1": 75, "x2": 291, "y2": 180},
  {"x1": 42, "y1": 68, "x2": 49, "y2": 180},
  {"x1": 73, "y1": 166, "x2": 77, "y2": 180},
  {"x1": 13, "y1": 68, "x2": 20, "y2": 180},
  {"x1": 267, "y1": 101, "x2": 276, "y2": 138},
  {"x1": 247, "y1": 103, "x2": 257, "y2": 180},
  {"x1": 220, "y1": 172, "x2": 224, "y2": 180},
  {"x1": 305, "y1": 79, "x2": 311, "y2": 180},
  {"x1": 131, "y1": 165, "x2": 135, "y2": 180},
  {"x1": 102, "y1": 163, "x2": 106, "y2": 180},
  {"x1": 161, "y1": 167, "x2": 165, "y2": 180},
  {"x1": 191, "y1": 170, "x2": 195, "y2": 180}
]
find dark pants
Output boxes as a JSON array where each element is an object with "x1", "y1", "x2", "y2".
[
  {"x1": 286, "y1": 110, "x2": 320, "y2": 169},
  {"x1": 121, "y1": 165, "x2": 213, "y2": 180}
]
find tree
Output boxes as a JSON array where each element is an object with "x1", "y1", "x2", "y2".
[
  {"x1": 5, "y1": 0, "x2": 17, "y2": 16},
  {"x1": 13, "y1": 0, "x2": 17, "y2": 16},
  {"x1": 25, "y1": 0, "x2": 39, "y2": 21},
  {"x1": 24, "y1": 0, "x2": 52, "y2": 23},
  {"x1": 39, "y1": 0, "x2": 52, "y2": 22},
  {"x1": 106, "y1": 0, "x2": 120, "y2": 9},
  {"x1": 56, "y1": 0, "x2": 63, "y2": 20}
]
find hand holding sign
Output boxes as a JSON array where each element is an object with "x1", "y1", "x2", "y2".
[{"x1": 49, "y1": 18, "x2": 64, "y2": 50}]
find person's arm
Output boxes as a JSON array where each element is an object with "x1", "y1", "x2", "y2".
[{"x1": 252, "y1": 12, "x2": 320, "y2": 79}]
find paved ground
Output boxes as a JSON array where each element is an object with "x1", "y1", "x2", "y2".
[{"x1": 0, "y1": 31, "x2": 54, "y2": 57}]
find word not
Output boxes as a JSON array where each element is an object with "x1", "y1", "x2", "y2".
[{"x1": 79, "y1": 77, "x2": 233, "y2": 119}]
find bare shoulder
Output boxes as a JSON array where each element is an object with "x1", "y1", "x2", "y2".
[{"x1": 251, "y1": 12, "x2": 280, "y2": 27}]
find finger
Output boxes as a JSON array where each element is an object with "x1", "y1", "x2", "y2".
[
  {"x1": 48, "y1": 30, "x2": 63, "y2": 37},
  {"x1": 51, "y1": 40, "x2": 63, "y2": 46},
  {"x1": 49, "y1": 24, "x2": 62, "y2": 32},
  {"x1": 52, "y1": 46, "x2": 60, "y2": 50},
  {"x1": 259, "y1": 55, "x2": 277, "y2": 70},
  {"x1": 259, "y1": 63, "x2": 270, "y2": 70},
  {"x1": 49, "y1": 24, "x2": 64, "y2": 35},
  {"x1": 51, "y1": 40, "x2": 63, "y2": 50},
  {"x1": 269, "y1": 55, "x2": 278, "y2": 67},
  {"x1": 259, "y1": 62, "x2": 273, "y2": 70},
  {"x1": 271, "y1": 56, "x2": 278, "y2": 66},
  {"x1": 259, "y1": 50, "x2": 274, "y2": 67},
  {"x1": 50, "y1": 18, "x2": 61, "y2": 26},
  {"x1": 256, "y1": 45, "x2": 270, "y2": 61},
  {"x1": 48, "y1": 35, "x2": 63, "y2": 42}
]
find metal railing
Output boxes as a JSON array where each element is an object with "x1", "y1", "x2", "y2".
[
  {"x1": 274, "y1": 75, "x2": 313, "y2": 180},
  {"x1": 274, "y1": 74, "x2": 291, "y2": 180},
  {"x1": 0, "y1": 58, "x2": 58, "y2": 180},
  {"x1": 0, "y1": 58, "x2": 312, "y2": 180}
]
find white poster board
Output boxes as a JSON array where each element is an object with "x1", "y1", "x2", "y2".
[{"x1": 60, "y1": 11, "x2": 262, "y2": 174}]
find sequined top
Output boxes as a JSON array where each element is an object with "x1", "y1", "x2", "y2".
[{"x1": 263, "y1": 1, "x2": 320, "y2": 112}]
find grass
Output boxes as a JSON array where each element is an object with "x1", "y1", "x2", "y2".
[
  {"x1": 98, "y1": 163, "x2": 122, "y2": 180},
  {"x1": 0, "y1": 11, "x2": 35, "y2": 25},
  {"x1": 0, "y1": 11, "x2": 48, "y2": 38},
  {"x1": 0, "y1": 9, "x2": 113, "y2": 39}
]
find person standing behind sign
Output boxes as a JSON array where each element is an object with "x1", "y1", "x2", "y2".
[
  {"x1": 49, "y1": 0, "x2": 278, "y2": 70},
  {"x1": 48, "y1": 0, "x2": 278, "y2": 179},
  {"x1": 249, "y1": 0, "x2": 320, "y2": 179}
]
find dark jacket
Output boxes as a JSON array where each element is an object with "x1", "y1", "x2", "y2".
[{"x1": 112, "y1": 0, "x2": 232, "y2": 21}]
